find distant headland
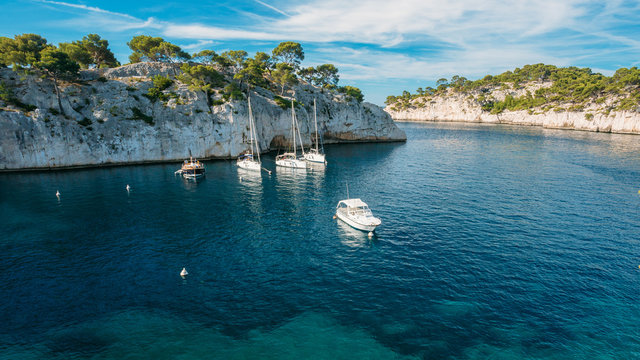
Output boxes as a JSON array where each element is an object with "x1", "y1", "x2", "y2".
[{"x1": 385, "y1": 64, "x2": 640, "y2": 134}]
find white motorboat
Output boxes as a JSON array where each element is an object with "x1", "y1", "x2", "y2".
[
  {"x1": 175, "y1": 157, "x2": 205, "y2": 179},
  {"x1": 335, "y1": 198, "x2": 381, "y2": 232},
  {"x1": 276, "y1": 98, "x2": 307, "y2": 169},
  {"x1": 237, "y1": 95, "x2": 262, "y2": 172},
  {"x1": 304, "y1": 98, "x2": 327, "y2": 164}
]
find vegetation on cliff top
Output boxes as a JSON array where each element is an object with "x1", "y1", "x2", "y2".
[
  {"x1": 386, "y1": 64, "x2": 640, "y2": 115},
  {"x1": 0, "y1": 33, "x2": 365, "y2": 119}
]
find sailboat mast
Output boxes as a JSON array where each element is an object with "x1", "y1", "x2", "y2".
[
  {"x1": 314, "y1": 98, "x2": 319, "y2": 152},
  {"x1": 248, "y1": 95, "x2": 260, "y2": 163},
  {"x1": 291, "y1": 100, "x2": 296, "y2": 156},
  {"x1": 248, "y1": 95, "x2": 254, "y2": 157}
]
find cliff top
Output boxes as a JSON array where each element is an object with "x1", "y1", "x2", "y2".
[{"x1": 386, "y1": 64, "x2": 640, "y2": 116}]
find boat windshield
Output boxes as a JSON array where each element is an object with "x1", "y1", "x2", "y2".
[{"x1": 348, "y1": 205, "x2": 372, "y2": 216}]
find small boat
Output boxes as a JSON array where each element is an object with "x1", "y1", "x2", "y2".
[
  {"x1": 335, "y1": 198, "x2": 381, "y2": 232},
  {"x1": 275, "y1": 153, "x2": 306, "y2": 169},
  {"x1": 304, "y1": 99, "x2": 327, "y2": 164},
  {"x1": 276, "y1": 98, "x2": 307, "y2": 169},
  {"x1": 237, "y1": 95, "x2": 262, "y2": 172},
  {"x1": 175, "y1": 157, "x2": 205, "y2": 179}
]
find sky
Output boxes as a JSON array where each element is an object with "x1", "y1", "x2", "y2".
[{"x1": 2, "y1": 0, "x2": 640, "y2": 105}]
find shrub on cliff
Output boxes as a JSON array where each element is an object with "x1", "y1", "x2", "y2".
[
  {"x1": 144, "y1": 75, "x2": 173, "y2": 102},
  {"x1": 339, "y1": 86, "x2": 364, "y2": 103}
]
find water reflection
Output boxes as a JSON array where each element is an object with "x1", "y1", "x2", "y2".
[{"x1": 336, "y1": 218, "x2": 373, "y2": 248}]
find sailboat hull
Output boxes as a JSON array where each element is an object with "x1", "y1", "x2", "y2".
[
  {"x1": 276, "y1": 158, "x2": 307, "y2": 169},
  {"x1": 304, "y1": 152, "x2": 326, "y2": 164},
  {"x1": 237, "y1": 159, "x2": 262, "y2": 171}
]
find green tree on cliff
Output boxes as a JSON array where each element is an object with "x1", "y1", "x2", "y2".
[
  {"x1": 234, "y1": 52, "x2": 271, "y2": 88},
  {"x1": 127, "y1": 35, "x2": 190, "y2": 63},
  {"x1": 314, "y1": 64, "x2": 339, "y2": 88},
  {"x1": 36, "y1": 47, "x2": 80, "y2": 115},
  {"x1": 272, "y1": 41, "x2": 304, "y2": 69},
  {"x1": 272, "y1": 62, "x2": 297, "y2": 95},
  {"x1": 220, "y1": 50, "x2": 248, "y2": 73},
  {"x1": 0, "y1": 34, "x2": 48, "y2": 69},
  {"x1": 191, "y1": 50, "x2": 218, "y2": 65},
  {"x1": 78, "y1": 34, "x2": 119, "y2": 68},
  {"x1": 177, "y1": 63, "x2": 224, "y2": 106}
]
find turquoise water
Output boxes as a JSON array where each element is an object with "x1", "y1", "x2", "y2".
[{"x1": 1, "y1": 122, "x2": 639, "y2": 359}]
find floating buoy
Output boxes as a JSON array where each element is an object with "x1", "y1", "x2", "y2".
[
  {"x1": 126, "y1": 184, "x2": 130, "y2": 192},
  {"x1": 333, "y1": 214, "x2": 337, "y2": 219},
  {"x1": 368, "y1": 231, "x2": 374, "y2": 238},
  {"x1": 56, "y1": 190, "x2": 60, "y2": 198},
  {"x1": 180, "y1": 267, "x2": 188, "y2": 277}
]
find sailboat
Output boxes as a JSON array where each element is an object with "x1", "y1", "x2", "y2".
[
  {"x1": 237, "y1": 95, "x2": 262, "y2": 172},
  {"x1": 275, "y1": 99, "x2": 307, "y2": 169},
  {"x1": 304, "y1": 98, "x2": 327, "y2": 164}
]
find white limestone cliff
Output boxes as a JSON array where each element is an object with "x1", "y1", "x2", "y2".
[
  {"x1": 0, "y1": 63, "x2": 405, "y2": 170},
  {"x1": 385, "y1": 85, "x2": 640, "y2": 134}
]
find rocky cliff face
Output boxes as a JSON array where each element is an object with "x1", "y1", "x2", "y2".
[
  {"x1": 385, "y1": 86, "x2": 640, "y2": 134},
  {"x1": 0, "y1": 63, "x2": 405, "y2": 170}
]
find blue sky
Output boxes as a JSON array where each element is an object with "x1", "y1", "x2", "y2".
[{"x1": 2, "y1": 0, "x2": 640, "y2": 105}]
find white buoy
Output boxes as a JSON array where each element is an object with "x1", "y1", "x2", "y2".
[
  {"x1": 180, "y1": 267, "x2": 188, "y2": 277},
  {"x1": 126, "y1": 184, "x2": 130, "y2": 192},
  {"x1": 56, "y1": 190, "x2": 60, "y2": 198},
  {"x1": 368, "y1": 231, "x2": 374, "y2": 238}
]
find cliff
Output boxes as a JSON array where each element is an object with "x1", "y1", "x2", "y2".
[
  {"x1": 385, "y1": 85, "x2": 640, "y2": 134},
  {"x1": 0, "y1": 63, "x2": 405, "y2": 170},
  {"x1": 385, "y1": 65, "x2": 640, "y2": 134}
]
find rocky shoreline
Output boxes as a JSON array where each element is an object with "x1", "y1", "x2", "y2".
[
  {"x1": 385, "y1": 87, "x2": 640, "y2": 135},
  {"x1": 0, "y1": 63, "x2": 406, "y2": 171}
]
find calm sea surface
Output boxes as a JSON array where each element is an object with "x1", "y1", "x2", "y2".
[{"x1": 1, "y1": 122, "x2": 639, "y2": 359}]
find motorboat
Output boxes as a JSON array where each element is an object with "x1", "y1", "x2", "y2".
[
  {"x1": 335, "y1": 198, "x2": 381, "y2": 232},
  {"x1": 237, "y1": 95, "x2": 262, "y2": 172},
  {"x1": 304, "y1": 98, "x2": 327, "y2": 164},
  {"x1": 175, "y1": 157, "x2": 205, "y2": 179},
  {"x1": 276, "y1": 98, "x2": 307, "y2": 169}
]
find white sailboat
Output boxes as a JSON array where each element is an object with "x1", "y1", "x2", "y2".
[
  {"x1": 237, "y1": 95, "x2": 262, "y2": 172},
  {"x1": 304, "y1": 98, "x2": 327, "y2": 164},
  {"x1": 276, "y1": 99, "x2": 307, "y2": 169}
]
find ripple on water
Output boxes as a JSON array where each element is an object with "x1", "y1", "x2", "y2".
[{"x1": 1, "y1": 122, "x2": 640, "y2": 359}]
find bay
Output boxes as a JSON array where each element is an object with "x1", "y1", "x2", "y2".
[{"x1": 1, "y1": 122, "x2": 639, "y2": 359}]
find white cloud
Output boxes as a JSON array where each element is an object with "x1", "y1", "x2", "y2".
[
  {"x1": 180, "y1": 40, "x2": 217, "y2": 50},
  {"x1": 34, "y1": 0, "x2": 640, "y2": 101},
  {"x1": 37, "y1": 0, "x2": 140, "y2": 20},
  {"x1": 253, "y1": 0, "x2": 290, "y2": 17},
  {"x1": 314, "y1": 46, "x2": 568, "y2": 82},
  {"x1": 162, "y1": 24, "x2": 280, "y2": 41}
]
